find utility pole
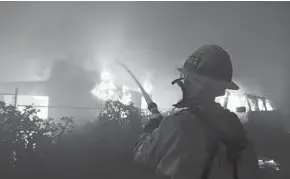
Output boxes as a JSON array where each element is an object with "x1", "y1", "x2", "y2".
[{"x1": 14, "y1": 88, "x2": 18, "y2": 107}]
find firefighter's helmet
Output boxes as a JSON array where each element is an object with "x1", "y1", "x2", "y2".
[{"x1": 177, "y1": 44, "x2": 239, "y2": 90}]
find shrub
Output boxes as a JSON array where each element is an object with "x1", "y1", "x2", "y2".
[
  {"x1": 0, "y1": 101, "x2": 74, "y2": 176},
  {"x1": 1, "y1": 100, "x2": 146, "y2": 178}
]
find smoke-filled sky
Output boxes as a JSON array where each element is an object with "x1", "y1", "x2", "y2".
[{"x1": 0, "y1": 2, "x2": 289, "y2": 109}]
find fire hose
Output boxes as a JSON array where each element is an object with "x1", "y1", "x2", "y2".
[
  {"x1": 116, "y1": 61, "x2": 162, "y2": 118},
  {"x1": 116, "y1": 61, "x2": 183, "y2": 116}
]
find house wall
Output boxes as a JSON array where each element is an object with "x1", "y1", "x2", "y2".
[{"x1": 130, "y1": 91, "x2": 142, "y2": 108}]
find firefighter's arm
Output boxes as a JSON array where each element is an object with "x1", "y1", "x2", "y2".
[
  {"x1": 228, "y1": 112, "x2": 248, "y2": 146},
  {"x1": 133, "y1": 113, "x2": 188, "y2": 177},
  {"x1": 133, "y1": 117, "x2": 163, "y2": 169},
  {"x1": 224, "y1": 112, "x2": 248, "y2": 159}
]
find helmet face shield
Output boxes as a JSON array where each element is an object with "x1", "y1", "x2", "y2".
[{"x1": 179, "y1": 71, "x2": 187, "y2": 81}]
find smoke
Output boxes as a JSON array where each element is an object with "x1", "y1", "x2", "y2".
[
  {"x1": 0, "y1": 2, "x2": 289, "y2": 109},
  {"x1": 235, "y1": 78, "x2": 265, "y2": 96}
]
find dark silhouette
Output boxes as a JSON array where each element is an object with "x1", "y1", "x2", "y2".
[{"x1": 0, "y1": 100, "x2": 146, "y2": 179}]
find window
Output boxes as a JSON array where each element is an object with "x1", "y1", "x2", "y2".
[
  {"x1": 258, "y1": 98, "x2": 266, "y2": 111},
  {"x1": 265, "y1": 99, "x2": 274, "y2": 111},
  {"x1": 227, "y1": 93, "x2": 247, "y2": 112},
  {"x1": 3, "y1": 95, "x2": 49, "y2": 119},
  {"x1": 247, "y1": 98, "x2": 258, "y2": 111}
]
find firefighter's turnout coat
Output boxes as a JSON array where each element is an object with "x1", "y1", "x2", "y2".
[{"x1": 133, "y1": 103, "x2": 261, "y2": 179}]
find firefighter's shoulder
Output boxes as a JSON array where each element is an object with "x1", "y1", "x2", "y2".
[
  {"x1": 220, "y1": 107, "x2": 240, "y2": 121},
  {"x1": 213, "y1": 102, "x2": 240, "y2": 120},
  {"x1": 160, "y1": 109, "x2": 192, "y2": 129},
  {"x1": 166, "y1": 108, "x2": 192, "y2": 120}
]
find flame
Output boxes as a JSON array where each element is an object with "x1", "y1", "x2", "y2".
[
  {"x1": 91, "y1": 69, "x2": 133, "y2": 105},
  {"x1": 119, "y1": 85, "x2": 132, "y2": 105},
  {"x1": 258, "y1": 157, "x2": 280, "y2": 170},
  {"x1": 91, "y1": 69, "x2": 117, "y2": 102},
  {"x1": 136, "y1": 80, "x2": 153, "y2": 95},
  {"x1": 91, "y1": 69, "x2": 155, "y2": 109},
  {"x1": 226, "y1": 92, "x2": 247, "y2": 112},
  {"x1": 265, "y1": 99, "x2": 274, "y2": 110},
  {"x1": 215, "y1": 90, "x2": 274, "y2": 113},
  {"x1": 143, "y1": 80, "x2": 153, "y2": 94}
]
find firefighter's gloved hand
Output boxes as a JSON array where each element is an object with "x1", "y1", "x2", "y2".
[{"x1": 143, "y1": 117, "x2": 162, "y2": 134}]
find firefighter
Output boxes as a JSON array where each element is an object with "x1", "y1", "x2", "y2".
[{"x1": 133, "y1": 45, "x2": 261, "y2": 179}]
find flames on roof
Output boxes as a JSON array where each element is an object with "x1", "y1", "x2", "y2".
[{"x1": 91, "y1": 69, "x2": 153, "y2": 108}]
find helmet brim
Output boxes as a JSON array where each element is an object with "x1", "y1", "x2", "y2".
[{"x1": 177, "y1": 67, "x2": 239, "y2": 90}]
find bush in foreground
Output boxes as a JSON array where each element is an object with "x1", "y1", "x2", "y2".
[{"x1": 0, "y1": 100, "x2": 146, "y2": 179}]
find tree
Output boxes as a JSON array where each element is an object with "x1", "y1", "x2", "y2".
[{"x1": 0, "y1": 101, "x2": 74, "y2": 174}]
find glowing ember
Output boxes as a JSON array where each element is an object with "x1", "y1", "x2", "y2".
[{"x1": 258, "y1": 157, "x2": 280, "y2": 170}]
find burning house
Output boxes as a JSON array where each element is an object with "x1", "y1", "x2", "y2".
[
  {"x1": 216, "y1": 91, "x2": 274, "y2": 112},
  {"x1": 130, "y1": 91, "x2": 143, "y2": 108},
  {"x1": 0, "y1": 60, "x2": 147, "y2": 123},
  {"x1": 215, "y1": 90, "x2": 275, "y2": 124},
  {"x1": 0, "y1": 60, "x2": 99, "y2": 123},
  {"x1": 90, "y1": 68, "x2": 147, "y2": 109}
]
